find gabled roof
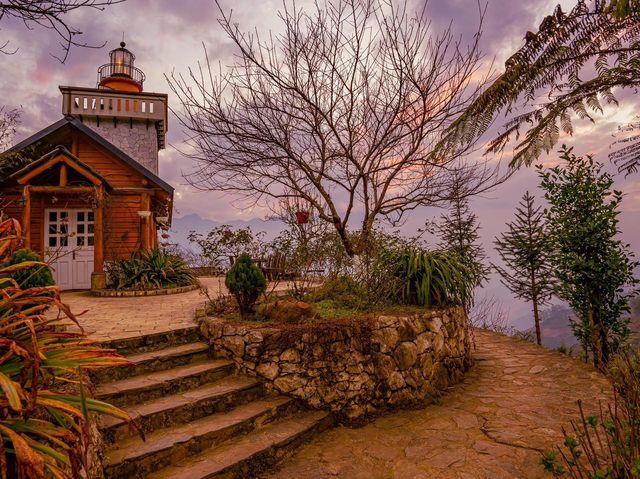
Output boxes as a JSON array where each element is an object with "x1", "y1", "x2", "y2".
[
  {"x1": 6, "y1": 117, "x2": 174, "y2": 194},
  {"x1": 9, "y1": 145, "x2": 111, "y2": 188}
]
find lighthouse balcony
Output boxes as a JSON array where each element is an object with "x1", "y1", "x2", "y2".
[
  {"x1": 59, "y1": 86, "x2": 167, "y2": 148},
  {"x1": 97, "y1": 62, "x2": 146, "y2": 87}
]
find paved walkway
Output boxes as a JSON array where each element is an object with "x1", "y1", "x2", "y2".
[
  {"x1": 263, "y1": 329, "x2": 612, "y2": 479},
  {"x1": 56, "y1": 277, "x2": 287, "y2": 342}
]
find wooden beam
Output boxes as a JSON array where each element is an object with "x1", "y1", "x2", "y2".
[
  {"x1": 59, "y1": 164, "x2": 68, "y2": 187},
  {"x1": 61, "y1": 158, "x2": 103, "y2": 186},
  {"x1": 141, "y1": 193, "x2": 151, "y2": 251},
  {"x1": 93, "y1": 186, "x2": 105, "y2": 273},
  {"x1": 29, "y1": 186, "x2": 94, "y2": 194},
  {"x1": 17, "y1": 158, "x2": 61, "y2": 185},
  {"x1": 17, "y1": 153, "x2": 104, "y2": 186},
  {"x1": 22, "y1": 186, "x2": 31, "y2": 249}
]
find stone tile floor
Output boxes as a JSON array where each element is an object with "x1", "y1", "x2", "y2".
[
  {"x1": 56, "y1": 277, "x2": 287, "y2": 342},
  {"x1": 262, "y1": 329, "x2": 612, "y2": 479}
]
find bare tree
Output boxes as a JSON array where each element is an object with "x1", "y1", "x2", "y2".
[
  {"x1": 0, "y1": 106, "x2": 20, "y2": 150},
  {"x1": 168, "y1": 0, "x2": 509, "y2": 257},
  {"x1": 0, "y1": 0, "x2": 124, "y2": 62}
]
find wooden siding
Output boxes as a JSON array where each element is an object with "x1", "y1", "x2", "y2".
[
  {"x1": 2, "y1": 192, "x2": 149, "y2": 261},
  {"x1": 1, "y1": 128, "x2": 166, "y2": 268},
  {"x1": 76, "y1": 136, "x2": 149, "y2": 188},
  {"x1": 104, "y1": 193, "x2": 143, "y2": 260}
]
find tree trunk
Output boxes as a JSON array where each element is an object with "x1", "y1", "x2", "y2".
[
  {"x1": 588, "y1": 305, "x2": 604, "y2": 371},
  {"x1": 532, "y1": 298, "x2": 542, "y2": 346},
  {"x1": 599, "y1": 318, "x2": 610, "y2": 366},
  {"x1": 530, "y1": 272, "x2": 541, "y2": 346}
]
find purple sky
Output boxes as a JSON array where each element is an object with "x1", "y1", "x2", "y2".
[{"x1": 2, "y1": 0, "x2": 639, "y2": 328}]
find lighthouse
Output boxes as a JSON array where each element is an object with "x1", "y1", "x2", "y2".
[
  {"x1": 1, "y1": 39, "x2": 173, "y2": 290},
  {"x1": 59, "y1": 41, "x2": 168, "y2": 175}
]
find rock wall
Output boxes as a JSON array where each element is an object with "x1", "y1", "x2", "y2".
[
  {"x1": 200, "y1": 307, "x2": 471, "y2": 421},
  {"x1": 83, "y1": 118, "x2": 159, "y2": 174}
]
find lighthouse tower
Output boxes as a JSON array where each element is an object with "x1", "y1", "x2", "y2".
[{"x1": 59, "y1": 41, "x2": 168, "y2": 175}]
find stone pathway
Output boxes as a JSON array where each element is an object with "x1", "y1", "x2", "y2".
[
  {"x1": 262, "y1": 329, "x2": 612, "y2": 479},
  {"x1": 56, "y1": 277, "x2": 287, "y2": 342}
]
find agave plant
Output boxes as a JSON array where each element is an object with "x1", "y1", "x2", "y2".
[
  {"x1": 381, "y1": 247, "x2": 473, "y2": 308},
  {"x1": 106, "y1": 248, "x2": 196, "y2": 291},
  {"x1": 0, "y1": 218, "x2": 136, "y2": 479}
]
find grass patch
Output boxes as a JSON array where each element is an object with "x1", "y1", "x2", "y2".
[{"x1": 313, "y1": 299, "x2": 425, "y2": 321}]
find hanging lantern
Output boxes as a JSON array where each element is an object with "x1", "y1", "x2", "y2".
[{"x1": 295, "y1": 210, "x2": 310, "y2": 224}]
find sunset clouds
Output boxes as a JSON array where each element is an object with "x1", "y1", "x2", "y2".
[{"x1": 2, "y1": 0, "x2": 638, "y2": 325}]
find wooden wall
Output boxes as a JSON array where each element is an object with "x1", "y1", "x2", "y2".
[
  {"x1": 76, "y1": 136, "x2": 148, "y2": 188},
  {"x1": 1, "y1": 130, "x2": 165, "y2": 265},
  {"x1": 104, "y1": 193, "x2": 144, "y2": 260}
]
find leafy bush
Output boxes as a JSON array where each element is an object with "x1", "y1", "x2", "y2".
[
  {"x1": 0, "y1": 217, "x2": 136, "y2": 478},
  {"x1": 225, "y1": 254, "x2": 267, "y2": 319},
  {"x1": 305, "y1": 276, "x2": 367, "y2": 309},
  {"x1": 4, "y1": 248, "x2": 55, "y2": 289},
  {"x1": 106, "y1": 248, "x2": 197, "y2": 290},
  {"x1": 379, "y1": 247, "x2": 472, "y2": 308},
  {"x1": 541, "y1": 349, "x2": 640, "y2": 478},
  {"x1": 188, "y1": 225, "x2": 266, "y2": 270}
]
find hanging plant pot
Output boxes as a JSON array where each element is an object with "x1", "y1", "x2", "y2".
[{"x1": 295, "y1": 210, "x2": 310, "y2": 224}]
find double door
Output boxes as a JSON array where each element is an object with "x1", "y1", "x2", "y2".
[{"x1": 44, "y1": 209, "x2": 95, "y2": 290}]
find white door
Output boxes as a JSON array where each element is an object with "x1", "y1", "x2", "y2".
[{"x1": 45, "y1": 209, "x2": 95, "y2": 290}]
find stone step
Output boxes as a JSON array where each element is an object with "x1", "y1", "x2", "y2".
[
  {"x1": 100, "y1": 326, "x2": 201, "y2": 355},
  {"x1": 146, "y1": 410, "x2": 333, "y2": 479},
  {"x1": 103, "y1": 397, "x2": 298, "y2": 479},
  {"x1": 95, "y1": 359, "x2": 235, "y2": 407},
  {"x1": 100, "y1": 375, "x2": 264, "y2": 445},
  {"x1": 93, "y1": 342, "x2": 210, "y2": 383}
]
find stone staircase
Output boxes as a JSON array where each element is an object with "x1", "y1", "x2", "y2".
[{"x1": 93, "y1": 326, "x2": 332, "y2": 479}]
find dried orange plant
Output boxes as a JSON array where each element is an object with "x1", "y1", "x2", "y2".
[{"x1": 0, "y1": 218, "x2": 134, "y2": 479}]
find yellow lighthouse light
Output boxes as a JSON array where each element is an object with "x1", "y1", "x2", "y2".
[{"x1": 97, "y1": 41, "x2": 145, "y2": 92}]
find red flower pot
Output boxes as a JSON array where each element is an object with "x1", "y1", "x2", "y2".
[{"x1": 295, "y1": 211, "x2": 310, "y2": 224}]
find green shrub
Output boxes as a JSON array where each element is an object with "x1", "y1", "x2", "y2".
[
  {"x1": 379, "y1": 247, "x2": 472, "y2": 308},
  {"x1": 4, "y1": 248, "x2": 55, "y2": 288},
  {"x1": 305, "y1": 275, "x2": 368, "y2": 309},
  {"x1": 225, "y1": 254, "x2": 267, "y2": 319},
  {"x1": 106, "y1": 249, "x2": 196, "y2": 290}
]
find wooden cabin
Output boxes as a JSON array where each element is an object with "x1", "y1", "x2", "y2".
[{"x1": 0, "y1": 42, "x2": 173, "y2": 290}]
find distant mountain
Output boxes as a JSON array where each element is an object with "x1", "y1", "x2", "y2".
[
  {"x1": 535, "y1": 298, "x2": 640, "y2": 350},
  {"x1": 167, "y1": 213, "x2": 286, "y2": 248}
]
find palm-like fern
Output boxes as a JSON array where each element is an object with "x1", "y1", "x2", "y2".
[{"x1": 435, "y1": 0, "x2": 640, "y2": 170}]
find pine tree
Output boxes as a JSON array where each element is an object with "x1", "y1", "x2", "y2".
[
  {"x1": 437, "y1": 177, "x2": 489, "y2": 311},
  {"x1": 539, "y1": 145, "x2": 639, "y2": 369},
  {"x1": 494, "y1": 191, "x2": 556, "y2": 345}
]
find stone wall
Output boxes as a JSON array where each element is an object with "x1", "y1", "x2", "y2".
[
  {"x1": 84, "y1": 118, "x2": 159, "y2": 174},
  {"x1": 200, "y1": 307, "x2": 471, "y2": 421}
]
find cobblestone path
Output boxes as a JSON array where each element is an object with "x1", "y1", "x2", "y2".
[
  {"x1": 264, "y1": 329, "x2": 612, "y2": 479},
  {"x1": 57, "y1": 277, "x2": 289, "y2": 342}
]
